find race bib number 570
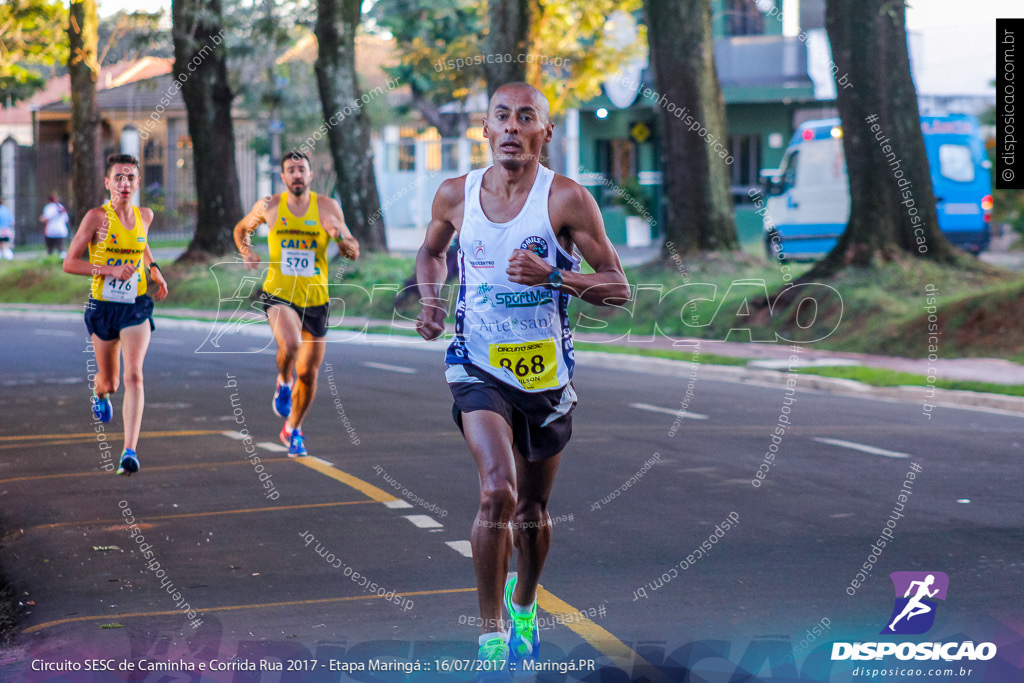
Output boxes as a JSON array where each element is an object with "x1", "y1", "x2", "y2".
[
  {"x1": 281, "y1": 248, "x2": 315, "y2": 277},
  {"x1": 489, "y1": 339, "x2": 558, "y2": 391}
]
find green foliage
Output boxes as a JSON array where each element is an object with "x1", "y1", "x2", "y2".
[
  {"x1": 532, "y1": 0, "x2": 646, "y2": 114},
  {"x1": 366, "y1": 0, "x2": 646, "y2": 122},
  {"x1": 97, "y1": 10, "x2": 170, "y2": 64},
  {"x1": 0, "y1": 0, "x2": 67, "y2": 106},
  {"x1": 369, "y1": 0, "x2": 485, "y2": 105}
]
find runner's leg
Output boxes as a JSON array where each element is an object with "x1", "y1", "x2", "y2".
[
  {"x1": 463, "y1": 410, "x2": 517, "y2": 634},
  {"x1": 119, "y1": 323, "x2": 151, "y2": 451},
  {"x1": 511, "y1": 452, "x2": 562, "y2": 608},
  {"x1": 289, "y1": 329, "x2": 325, "y2": 430},
  {"x1": 267, "y1": 304, "x2": 302, "y2": 390},
  {"x1": 92, "y1": 334, "x2": 121, "y2": 399}
]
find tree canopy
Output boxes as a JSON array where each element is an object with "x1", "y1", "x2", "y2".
[{"x1": 0, "y1": 0, "x2": 67, "y2": 106}]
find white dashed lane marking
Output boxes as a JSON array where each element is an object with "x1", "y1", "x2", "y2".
[
  {"x1": 629, "y1": 402, "x2": 708, "y2": 420},
  {"x1": 403, "y1": 514, "x2": 443, "y2": 529},
  {"x1": 813, "y1": 437, "x2": 910, "y2": 459},
  {"x1": 445, "y1": 541, "x2": 473, "y2": 558},
  {"x1": 361, "y1": 361, "x2": 417, "y2": 374}
]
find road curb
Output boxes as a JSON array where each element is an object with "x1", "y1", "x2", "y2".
[
  {"x1": 575, "y1": 351, "x2": 1024, "y2": 416},
  {"x1": 5, "y1": 305, "x2": 1023, "y2": 416}
]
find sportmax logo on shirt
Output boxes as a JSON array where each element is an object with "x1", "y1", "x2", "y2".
[{"x1": 494, "y1": 289, "x2": 553, "y2": 308}]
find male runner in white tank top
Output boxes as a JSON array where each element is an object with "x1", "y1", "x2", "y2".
[{"x1": 415, "y1": 82, "x2": 630, "y2": 669}]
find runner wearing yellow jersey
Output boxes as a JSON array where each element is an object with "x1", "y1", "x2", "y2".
[
  {"x1": 233, "y1": 151, "x2": 359, "y2": 456},
  {"x1": 63, "y1": 154, "x2": 169, "y2": 476}
]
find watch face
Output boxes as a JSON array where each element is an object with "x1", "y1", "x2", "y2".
[{"x1": 548, "y1": 269, "x2": 563, "y2": 288}]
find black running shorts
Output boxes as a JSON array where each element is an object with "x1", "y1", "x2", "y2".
[
  {"x1": 447, "y1": 362, "x2": 576, "y2": 462},
  {"x1": 258, "y1": 290, "x2": 330, "y2": 338},
  {"x1": 84, "y1": 295, "x2": 155, "y2": 341}
]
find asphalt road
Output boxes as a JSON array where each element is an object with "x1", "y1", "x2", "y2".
[{"x1": 0, "y1": 311, "x2": 1021, "y2": 683}]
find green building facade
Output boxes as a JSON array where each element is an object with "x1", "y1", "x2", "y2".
[{"x1": 573, "y1": 0, "x2": 835, "y2": 250}]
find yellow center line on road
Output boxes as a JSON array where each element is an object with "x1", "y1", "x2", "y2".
[
  {"x1": 0, "y1": 429, "x2": 223, "y2": 442},
  {"x1": 0, "y1": 457, "x2": 294, "y2": 485},
  {"x1": 0, "y1": 438, "x2": 101, "y2": 451},
  {"x1": 537, "y1": 586, "x2": 667, "y2": 681},
  {"x1": 28, "y1": 500, "x2": 378, "y2": 531},
  {"x1": 291, "y1": 455, "x2": 656, "y2": 675},
  {"x1": 293, "y1": 456, "x2": 398, "y2": 503},
  {"x1": 23, "y1": 587, "x2": 478, "y2": 634}
]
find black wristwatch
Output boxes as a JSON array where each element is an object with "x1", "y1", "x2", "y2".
[{"x1": 545, "y1": 266, "x2": 563, "y2": 290}]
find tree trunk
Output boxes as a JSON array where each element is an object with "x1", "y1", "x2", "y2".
[
  {"x1": 483, "y1": 0, "x2": 531, "y2": 97},
  {"x1": 643, "y1": 0, "x2": 738, "y2": 254},
  {"x1": 68, "y1": 0, "x2": 103, "y2": 218},
  {"x1": 314, "y1": 0, "x2": 387, "y2": 253},
  {"x1": 172, "y1": 0, "x2": 243, "y2": 260},
  {"x1": 814, "y1": 0, "x2": 956, "y2": 273}
]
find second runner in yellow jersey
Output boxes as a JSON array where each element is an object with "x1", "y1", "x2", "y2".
[{"x1": 263, "y1": 192, "x2": 330, "y2": 309}]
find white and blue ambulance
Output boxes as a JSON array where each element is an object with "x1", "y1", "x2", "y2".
[{"x1": 759, "y1": 114, "x2": 993, "y2": 259}]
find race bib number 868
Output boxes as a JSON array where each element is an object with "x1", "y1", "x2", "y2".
[{"x1": 488, "y1": 339, "x2": 558, "y2": 391}]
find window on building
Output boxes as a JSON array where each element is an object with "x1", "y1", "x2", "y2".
[
  {"x1": 440, "y1": 141, "x2": 459, "y2": 171},
  {"x1": 725, "y1": 0, "x2": 765, "y2": 36},
  {"x1": 729, "y1": 134, "x2": 763, "y2": 200},
  {"x1": 143, "y1": 139, "x2": 164, "y2": 197},
  {"x1": 397, "y1": 141, "x2": 416, "y2": 171}
]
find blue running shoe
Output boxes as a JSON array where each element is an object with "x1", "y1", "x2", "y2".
[
  {"x1": 272, "y1": 380, "x2": 292, "y2": 418},
  {"x1": 504, "y1": 576, "x2": 539, "y2": 662},
  {"x1": 287, "y1": 427, "x2": 307, "y2": 457},
  {"x1": 117, "y1": 448, "x2": 139, "y2": 476},
  {"x1": 92, "y1": 393, "x2": 112, "y2": 423}
]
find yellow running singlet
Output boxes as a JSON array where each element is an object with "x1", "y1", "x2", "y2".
[
  {"x1": 263, "y1": 192, "x2": 330, "y2": 308},
  {"x1": 89, "y1": 203, "x2": 147, "y2": 302}
]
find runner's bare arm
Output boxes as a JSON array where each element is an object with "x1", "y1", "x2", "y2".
[
  {"x1": 320, "y1": 196, "x2": 359, "y2": 260},
  {"x1": 233, "y1": 197, "x2": 270, "y2": 270},
  {"x1": 142, "y1": 241, "x2": 168, "y2": 301},
  {"x1": 506, "y1": 177, "x2": 630, "y2": 306},
  {"x1": 62, "y1": 208, "x2": 134, "y2": 279},
  {"x1": 415, "y1": 177, "x2": 463, "y2": 340}
]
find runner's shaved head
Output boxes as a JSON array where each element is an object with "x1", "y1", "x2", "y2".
[{"x1": 489, "y1": 82, "x2": 550, "y2": 123}]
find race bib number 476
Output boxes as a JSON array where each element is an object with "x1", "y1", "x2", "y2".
[
  {"x1": 489, "y1": 339, "x2": 558, "y2": 391},
  {"x1": 102, "y1": 273, "x2": 137, "y2": 303}
]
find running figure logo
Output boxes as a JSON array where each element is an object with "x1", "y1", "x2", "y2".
[{"x1": 881, "y1": 571, "x2": 949, "y2": 635}]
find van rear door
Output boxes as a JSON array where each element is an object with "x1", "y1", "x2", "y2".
[{"x1": 921, "y1": 116, "x2": 991, "y2": 253}]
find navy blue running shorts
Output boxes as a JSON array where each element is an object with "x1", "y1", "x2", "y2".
[
  {"x1": 447, "y1": 362, "x2": 577, "y2": 462},
  {"x1": 84, "y1": 295, "x2": 155, "y2": 341},
  {"x1": 258, "y1": 290, "x2": 330, "y2": 338}
]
